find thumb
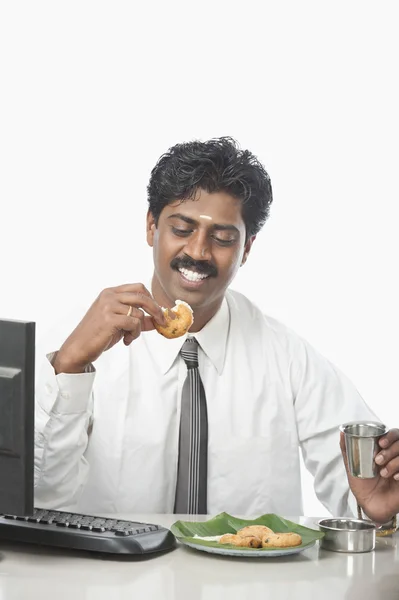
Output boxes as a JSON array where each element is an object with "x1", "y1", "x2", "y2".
[{"x1": 142, "y1": 315, "x2": 156, "y2": 332}]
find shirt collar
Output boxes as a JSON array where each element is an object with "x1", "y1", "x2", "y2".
[{"x1": 144, "y1": 294, "x2": 230, "y2": 376}]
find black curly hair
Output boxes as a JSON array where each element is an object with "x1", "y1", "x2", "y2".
[{"x1": 147, "y1": 137, "x2": 273, "y2": 240}]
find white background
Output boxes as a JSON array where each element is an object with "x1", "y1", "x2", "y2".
[{"x1": 1, "y1": 1, "x2": 398, "y2": 517}]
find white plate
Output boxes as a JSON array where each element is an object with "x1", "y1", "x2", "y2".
[{"x1": 180, "y1": 539, "x2": 317, "y2": 557}]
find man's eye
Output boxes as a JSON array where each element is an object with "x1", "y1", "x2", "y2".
[
  {"x1": 213, "y1": 237, "x2": 236, "y2": 246},
  {"x1": 172, "y1": 227, "x2": 192, "y2": 237}
]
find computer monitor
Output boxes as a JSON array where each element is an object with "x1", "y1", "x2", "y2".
[{"x1": 0, "y1": 318, "x2": 35, "y2": 515}]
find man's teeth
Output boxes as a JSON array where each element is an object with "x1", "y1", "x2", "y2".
[{"x1": 179, "y1": 268, "x2": 209, "y2": 282}]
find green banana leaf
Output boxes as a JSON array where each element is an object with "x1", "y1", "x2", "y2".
[{"x1": 171, "y1": 512, "x2": 324, "y2": 551}]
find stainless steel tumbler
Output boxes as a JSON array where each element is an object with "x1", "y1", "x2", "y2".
[{"x1": 340, "y1": 421, "x2": 387, "y2": 478}]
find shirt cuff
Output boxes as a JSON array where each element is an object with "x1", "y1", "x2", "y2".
[{"x1": 40, "y1": 352, "x2": 96, "y2": 415}]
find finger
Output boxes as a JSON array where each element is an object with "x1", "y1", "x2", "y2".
[
  {"x1": 116, "y1": 292, "x2": 166, "y2": 326},
  {"x1": 378, "y1": 455, "x2": 399, "y2": 479},
  {"x1": 123, "y1": 315, "x2": 155, "y2": 345},
  {"x1": 123, "y1": 332, "x2": 135, "y2": 346},
  {"x1": 115, "y1": 305, "x2": 145, "y2": 320},
  {"x1": 111, "y1": 283, "x2": 152, "y2": 296},
  {"x1": 375, "y1": 439, "x2": 399, "y2": 468},
  {"x1": 115, "y1": 315, "x2": 143, "y2": 335},
  {"x1": 379, "y1": 428, "x2": 399, "y2": 449}
]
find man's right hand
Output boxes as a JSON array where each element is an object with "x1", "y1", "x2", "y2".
[{"x1": 53, "y1": 283, "x2": 166, "y2": 374}]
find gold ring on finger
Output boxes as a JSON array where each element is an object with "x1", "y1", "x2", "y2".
[{"x1": 127, "y1": 306, "x2": 133, "y2": 317}]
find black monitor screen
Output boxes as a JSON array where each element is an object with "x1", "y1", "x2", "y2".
[{"x1": 0, "y1": 319, "x2": 35, "y2": 515}]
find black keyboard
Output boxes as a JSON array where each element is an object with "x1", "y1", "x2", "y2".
[{"x1": 0, "y1": 508, "x2": 176, "y2": 557}]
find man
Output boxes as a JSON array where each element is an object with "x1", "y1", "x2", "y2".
[{"x1": 34, "y1": 137, "x2": 399, "y2": 523}]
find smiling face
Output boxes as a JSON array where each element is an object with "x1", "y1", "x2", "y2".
[{"x1": 147, "y1": 189, "x2": 255, "y2": 328}]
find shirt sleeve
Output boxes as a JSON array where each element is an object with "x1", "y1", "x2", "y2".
[
  {"x1": 291, "y1": 337, "x2": 380, "y2": 517},
  {"x1": 34, "y1": 352, "x2": 96, "y2": 510}
]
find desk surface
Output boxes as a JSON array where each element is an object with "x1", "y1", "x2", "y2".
[{"x1": 1, "y1": 514, "x2": 398, "y2": 599}]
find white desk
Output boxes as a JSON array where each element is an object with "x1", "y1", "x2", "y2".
[{"x1": 1, "y1": 515, "x2": 398, "y2": 599}]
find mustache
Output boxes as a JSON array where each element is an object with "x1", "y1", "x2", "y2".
[{"x1": 170, "y1": 255, "x2": 218, "y2": 277}]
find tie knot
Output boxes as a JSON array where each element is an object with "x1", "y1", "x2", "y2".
[{"x1": 181, "y1": 337, "x2": 199, "y2": 369}]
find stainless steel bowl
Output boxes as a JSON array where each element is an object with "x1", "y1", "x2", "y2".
[{"x1": 318, "y1": 518, "x2": 376, "y2": 553}]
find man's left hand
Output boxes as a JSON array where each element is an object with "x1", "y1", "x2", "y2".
[{"x1": 340, "y1": 428, "x2": 399, "y2": 523}]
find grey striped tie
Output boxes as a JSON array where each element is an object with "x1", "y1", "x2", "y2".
[{"x1": 174, "y1": 337, "x2": 208, "y2": 514}]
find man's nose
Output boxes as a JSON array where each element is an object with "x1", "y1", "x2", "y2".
[{"x1": 184, "y1": 232, "x2": 211, "y2": 261}]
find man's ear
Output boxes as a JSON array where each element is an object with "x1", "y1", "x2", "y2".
[
  {"x1": 146, "y1": 210, "x2": 157, "y2": 247},
  {"x1": 241, "y1": 235, "x2": 256, "y2": 266}
]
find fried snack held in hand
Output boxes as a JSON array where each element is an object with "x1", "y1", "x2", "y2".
[{"x1": 154, "y1": 300, "x2": 193, "y2": 339}]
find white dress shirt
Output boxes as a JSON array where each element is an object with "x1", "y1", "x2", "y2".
[{"x1": 34, "y1": 288, "x2": 378, "y2": 517}]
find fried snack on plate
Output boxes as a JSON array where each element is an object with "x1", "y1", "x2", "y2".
[
  {"x1": 154, "y1": 300, "x2": 194, "y2": 339},
  {"x1": 219, "y1": 534, "x2": 262, "y2": 548},
  {"x1": 261, "y1": 532, "x2": 302, "y2": 548},
  {"x1": 237, "y1": 525, "x2": 274, "y2": 539}
]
